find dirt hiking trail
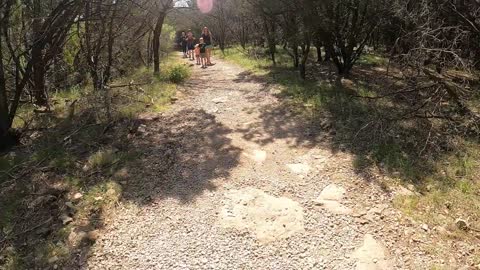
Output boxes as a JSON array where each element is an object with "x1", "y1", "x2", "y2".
[{"x1": 84, "y1": 56, "x2": 455, "y2": 269}]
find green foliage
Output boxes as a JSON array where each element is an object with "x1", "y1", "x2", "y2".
[
  {"x1": 220, "y1": 46, "x2": 293, "y2": 73},
  {"x1": 166, "y1": 64, "x2": 190, "y2": 83},
  {"x1": 0, "y1": 246, "x2": 23, "y2": 270},
  {"x1": 83, "y1": 181, "x2": 122, "y2": 208},
  {"x1": 87, "y1": 149, "x2": 119, "y2": 169},
  {"x1": 358, "y1": 54, "x2": 388, "y2": 66},
  {"x1": 161, "y1": 23, "x2": 177, "y2": 52},
  {"x1": 115, "y1": 60, "x2": 184, "y2": 119},
  {"x1": 64, "y1": 27, "x2": 82, "y2": 67}
]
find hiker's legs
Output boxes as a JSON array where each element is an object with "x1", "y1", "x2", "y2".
[{"x1": 206, "y1": 48, "x2": 212, "y2": 64}]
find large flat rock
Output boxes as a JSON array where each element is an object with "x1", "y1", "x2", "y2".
[
  {"x1": 352, "y1": 234, "x2": 393, "y2": 270},
  {"x1": 243, "y1": 149, "x2": 267, "y2": 163},
  {"x1": 287, "y1": 163, "x2": 311, "y2": 175},
  {"x1": 315, "y1": 184, "x2": 352, "y2": 215},
  {"x1": 318, "y1": 184, "x2": 346, "y2": 201},
  {"x1": 219, "y1": 188, "x2": 305, "y2": 243}
]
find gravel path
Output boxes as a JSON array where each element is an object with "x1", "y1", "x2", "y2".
[{"x1": 83, "y1": 56, "x2": 453, "y2": 269}]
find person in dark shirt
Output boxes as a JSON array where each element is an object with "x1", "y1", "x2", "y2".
[
  {"x1": 180, "y1": 31, "x2": 187, "y2": 58},
  {"x1": 201, "y1": 27, "x2": 214, "y2": 66},
  {"x1": 186, "y1": 30, "x2": 195, "y2": 60}
]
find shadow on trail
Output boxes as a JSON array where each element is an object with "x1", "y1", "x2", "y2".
[
  {"x1": 233, "y1": 71, "x2": 268, "y2": 84},
  {"x1": 0, "y1": 105, "x2": 241, "y2": 269},
  {"x1": 235, "y1": 103, "x2": 327, "y2": 147},
  {"x1": 232, "y1": 62, "x2": 480, "y2": 190},
  {"x1": 122, "y1": 109, "x2": 241, "y2": 204}
]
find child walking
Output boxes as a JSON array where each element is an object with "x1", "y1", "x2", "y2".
[
  {"x1": 186, "y1": 30, "x2": 195, "y2": 60},
  {"x1": 199, "y1": 38, "x2": 208, "y2": 68},
  {"x1": 194, "y1": 43, "x2": 201, "y2": 65}
]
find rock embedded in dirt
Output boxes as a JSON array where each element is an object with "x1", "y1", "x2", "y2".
[
  {"x1": 65, "y1": 201, "x2": 75, "y2": 210},
  {"x1": 243, "y1": 149, "x2": 267, "y2": 163},
  {"x1": 455, "y1": 219, "x2": 469, "y2": 231},
  {"x1": 59, "y1": 214, "x2": 73, "y2": 225},
  {"x1": 314, "y1": 184, "x2": 352, "y2": 215},
  {"x1": 48, "y1": 256, "x2": 59, "y2": 264},
  {"x1": 287, "y1": 163, "x2": 311, "y2": 175},
  {"x1": 137, "y1": 124, "x2": 147, "y2": 135},
  {"x1": 212, "y1": 97, "x2": 228, "y2": 104},
  {"x1": 88, "y1": 230, "x2": 100, "y2": 241},
  {"x1": 73, "y1": 192, "x2": 83, "y2": 200},
  {"x1": 396, "y1": 186, "x2": 415, "y2": 196},
  {"x1": 220, "y1": 188, "x2": 305, "y2": 243},
  {"x1": 318, "y1": 184, "x2": 346, "y2": 201},
  {"x1": 353, "y1": 210, "x2": 368, "y2": 218},
  {"x1": 208, "y1": 107, "x2": 219, "y2": 114},
  {"x1": 352, "y1": 234, "x2": 393, "y2": 270},
  {"x1": 356, "y1": 218, "x2": 370, "y2": 225}
]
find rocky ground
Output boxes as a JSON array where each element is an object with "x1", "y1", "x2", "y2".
[{"x1": 82, "y1": 56, "x2": 478, "y2": 269}]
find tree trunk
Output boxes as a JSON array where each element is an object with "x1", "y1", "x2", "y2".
[
  {"x1": 147, "y1": 31, "x2": 152, "y2": 66},
  {"x1": 0, "y1": 35, "x2": 10, "y2": 141},
  {"x1": 300, "y1": 45, "x2": 311, "y2": 80},
  {"x1": 153, "y1": 12, "x2": 166, "y2": 75},
  {"x1": 262, "y1": 15, "x2": 276, "y2": 66},
  {"x1": 324, "y1": 45, "x2": 332, "y2": 62},
  {"x1": 31, "y1": 0, "x2": 48, "y2": 107},
  {"x1": 315, "y1": 43, "x2": 322, "y2": 62},
  {"x1": 240, "y1": 17, "x2": 247, "y2": 49},
  {"x1": 299, "y1": 63, "x2": 306, "y2": 80},
  {"x1": 292, "y1": 44, "x2": 299, "y2": 68}
]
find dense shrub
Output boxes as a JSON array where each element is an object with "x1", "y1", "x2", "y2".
[{"x1": 166, "y1": 64, "x2": 190, "y2": 83}]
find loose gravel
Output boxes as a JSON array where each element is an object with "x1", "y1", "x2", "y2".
[{"x1": 82, "y1": 56, "x2": 468, "y2": 270}]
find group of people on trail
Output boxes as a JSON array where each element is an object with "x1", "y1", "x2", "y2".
[{"x1": 179, "y1": 27, "x2": 214, "y2": 68}]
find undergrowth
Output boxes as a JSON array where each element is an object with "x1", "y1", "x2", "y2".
[{"x1": 0, "y1": 55, "x2": 188, "y2": 269}]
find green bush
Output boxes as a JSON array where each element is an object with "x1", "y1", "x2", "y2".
[{"x1": 167, "y1": 64, "x2": 190, "y2": 83}]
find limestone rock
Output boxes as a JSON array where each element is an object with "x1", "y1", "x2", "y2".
[
  {"x1": 73, "y1": 192, "x2": 83, "y2": 200},
  {"x1": 219, "y1": 188, "x2": 305, "y2": 243},
  {"x1": 243, "y1": 149, "x2": 267, "y2": 163},
  {"x1": 352, "y1": 234, "x2": 393, "y2": 270},
  {"x1": 317, "y1": 184, "x2": 346, "y2": 201},
  {"x1": 314, "y1": 184, "x2": 352, "y2": 215},
  {"x1": 287, "y1": 163, "x2": 311, "y2": 175},
  {"x1": 212, "y1": 97, "x2": 227, "y2": 104}
]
